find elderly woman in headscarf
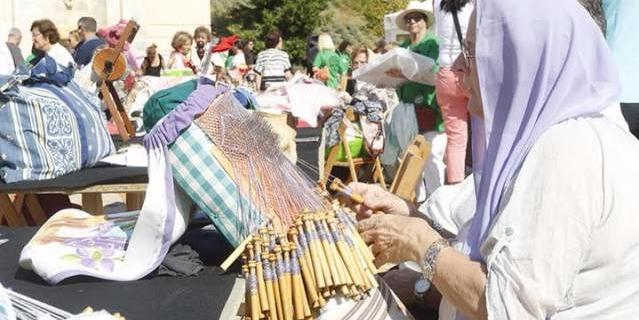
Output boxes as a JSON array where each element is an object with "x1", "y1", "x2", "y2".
[{"x1": 347, "y1": 0, "x2": 639, "y2": 319}]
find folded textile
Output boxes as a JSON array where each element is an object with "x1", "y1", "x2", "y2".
[
  {"x1": 1, "y1": 283, "x2": 121, "y2": 320},
  {"x1": 0, "y1": 59, "x2": 115, "y2": 183},
  {"x1": 142, "y1": 79, "x2": 198, "y2": 132},
  {"x1": 125, "y1": 75, "x2": 195, "y2": 119},
  {"x1": 1, "y1": 283, "x2": 74, "y2": 320},
  {"x1": 256, "y1": 74, "x2": 341, "y2": 127},
  {"x1": 0, "y1": 282, "x2": 13, "y2": 320},
  {"x1": 100, "y1": 147, "x2": 148, "y2": 167},
  {"x1": 19, "y1": 86, "x2": 224, "y2": 284},
  {"x1": 25, "y1": 55, "x2": 74, "y2": 87},
  {"x1": 158, "y1": 244, "x2": 204, "y2": 277},
  {"x1": 353, "y1": 47, "x2": 437, "y2": 88}
]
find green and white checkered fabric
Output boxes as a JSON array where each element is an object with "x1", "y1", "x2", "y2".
[{"x1": 168, "y1": 124, "x2": 264, "y2": 246}]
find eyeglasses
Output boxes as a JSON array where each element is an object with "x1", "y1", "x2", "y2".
[{"x1": 404, "y1": 15, "x2": 424, "y2": 24}]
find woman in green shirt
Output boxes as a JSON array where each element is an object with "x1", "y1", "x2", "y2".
[
  {"x1": 313, "y1": 33, "x2": 348, "y2": 90},
  {"x1": 387, "y1": 1, "x2": 442, "y2": 132},
  {"x1": 382, "y1": 0, "x2": 446, "y2": 202}
]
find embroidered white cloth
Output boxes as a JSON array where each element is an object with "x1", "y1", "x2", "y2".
[{"x1": 19, "y1": 142, "x2": 192, "y2": 283}]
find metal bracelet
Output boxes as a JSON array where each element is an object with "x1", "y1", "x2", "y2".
[{"x1": 421, "y1": 238, "x2": 450, "y2": 281}]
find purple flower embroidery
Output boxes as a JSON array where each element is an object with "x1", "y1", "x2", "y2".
[{"x1": 66, "y1": 247, "x2": 117, "y2": 272}]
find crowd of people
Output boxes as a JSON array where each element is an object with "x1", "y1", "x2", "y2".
[{"x1": 1, "y1": 0, "x2": 639, "y2": 319}]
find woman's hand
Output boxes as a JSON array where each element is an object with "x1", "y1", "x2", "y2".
[
  {"x1": 358, "y1": 214, "x2": 442, "y2": 267},
  {"x1": 385, "y1": 68, "x2": 405, "y2": 79},
  {"x1": 347, "y1": 182, "x2": 413, "y2": 219}
]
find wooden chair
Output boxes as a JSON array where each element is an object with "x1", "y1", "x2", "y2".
[
  {"x1": 389, "y1": 135, "x2": 431, "y2": 202},
  {"x1": 323, "y1": 108, "x2": 386, "y2": 188}
]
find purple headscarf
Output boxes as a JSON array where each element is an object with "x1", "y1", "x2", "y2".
[{"x1": 465, "y1": 0, "x2": 620, "y2": 261}]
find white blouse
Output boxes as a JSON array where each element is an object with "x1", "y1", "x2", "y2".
[
  {"x1": 46, "y1": 43, "x2": 75, "y2": 70},
  {"x1": 434, "y1": 0, "x2": 474, "y2": 68},
  {"x1": 438, "y1": 115, "x2": 639, "y2": 319}
]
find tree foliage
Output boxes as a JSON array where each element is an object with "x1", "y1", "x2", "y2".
[
  {"x1": 210, "y1": 0, "x2": 252, "y2": 36},
  {"x1": 319, "y1": 2, "x2": 377, "y2": 48},
  {"x1": 349, "y1": 0, "x2": 409, "y2": 37},
  {"x1": 210, "y1": 0, "x2": 408, "y2": 65},
  {"x1": 223, "y1": 0, "x2": 330, "y2": 66}
]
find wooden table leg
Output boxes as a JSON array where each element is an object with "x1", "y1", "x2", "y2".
[
  {"x1": 0, "y1": 193, "x2": 27, "y2": 227},
  {"x1": 82, "y1": 193, "x2": 104, "y2": 215},
  {"x1": 24, "y1": 194, "x2": 48, "y2": 225},
  {"x1": 126, "y1": 192, "x2": 145, "y2": 211}
]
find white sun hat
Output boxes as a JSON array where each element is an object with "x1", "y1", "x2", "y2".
[{"x1": 396, "y1": 0, "x2": 435, "y2": 31}]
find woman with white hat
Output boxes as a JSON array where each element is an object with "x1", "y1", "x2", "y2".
[
  {"x1": 384, "y1": 0, "x2": 447, "y2": 201},
  {"x1": 387, "y1": 0, "x2": 441, "y2": 133}
]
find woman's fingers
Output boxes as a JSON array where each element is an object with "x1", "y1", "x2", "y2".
[
  {"x1": 355, "y1": 207, "x2": 374, "y2": 220},
  {"x1": 348, "y1": 182, "x2": 390, "y2": 211},
  {"x1": 370, "y1": 242, "x2": 384, "y2": 257},
  {"x1": 358, "y1": 214, "x2": 382, "y2": 233},
  {"x1": 347, "y1": 182, "x2": 374, "y2": 199}
]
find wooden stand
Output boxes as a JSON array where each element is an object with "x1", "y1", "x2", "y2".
[
  {"x1": 323, "y1": 108, "x2": 386, "y2": 188},
  {"x1": 100, "y1": 81, "x2": 134, "y2": 141},
  {"x1": 92, "y1": 20, "x2": 140, "y2": 142},
  {"x1": 389, "y1": 135, "x2": 431, "y2": 202}
]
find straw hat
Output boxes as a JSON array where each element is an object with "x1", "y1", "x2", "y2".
[{"x1": 396, "y1": 0, "x2": 435, "y2": 31}]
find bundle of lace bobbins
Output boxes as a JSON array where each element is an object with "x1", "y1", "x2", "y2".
[{"x1": 241, "y1": 208, "x2": 378, "y2": 320}]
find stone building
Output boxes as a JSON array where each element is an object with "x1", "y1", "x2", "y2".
[{"x1": 0, "y1": 0, "x2": 210, "y2": 59}]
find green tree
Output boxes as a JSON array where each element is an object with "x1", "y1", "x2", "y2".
[
  {"x1": 317, "y1": 0, "x2": 409, "y2": 51},
  {"x1": 225, "y1": 0, "x2": 330, "y2": 66},
  {"x1": 320, "y1": 1, "x2": 378, "y2": 49},
  {"x1": 210, "y1": 0, "x2": 252, "y2": 36},
  {"x1": 352, "y1": 0, "x2": 408, "y2": 37}
]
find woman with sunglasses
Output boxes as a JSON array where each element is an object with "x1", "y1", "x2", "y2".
[
  {"x1": 384, "y1": 0, "x2": 446, "y2": 202},
  {"x1": 349, "y1": 0, "x2": 639, "y2": 319}
]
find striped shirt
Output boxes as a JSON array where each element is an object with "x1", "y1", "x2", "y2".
[{"x1": 253, "y1": 48, "x2": 291, "y2": 77}]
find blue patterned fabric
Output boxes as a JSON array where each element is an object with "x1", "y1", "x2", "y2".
[
  {"x1": 0, "y1": 64, "x2": 114, "y2": 183},
  {"x1": 169, "y1": 124, "x2": 264, "y2": 246}
]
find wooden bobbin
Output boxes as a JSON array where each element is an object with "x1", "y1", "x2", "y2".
[
  {"x1": 288, "y1": 228, "x2": 319, "y2": 308},
  {"x1": 269, "y1": 253, "x2": 284, "y2": 320},
  {"x1": 274, "y1": 246, "x2": 292, "y2": 320},
  {"x1": 262, "y1": 248, "x2": 278, "y2": 320},
  {"x1": 248, "y1": 261, "x2": 261, "y2": 320}
]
